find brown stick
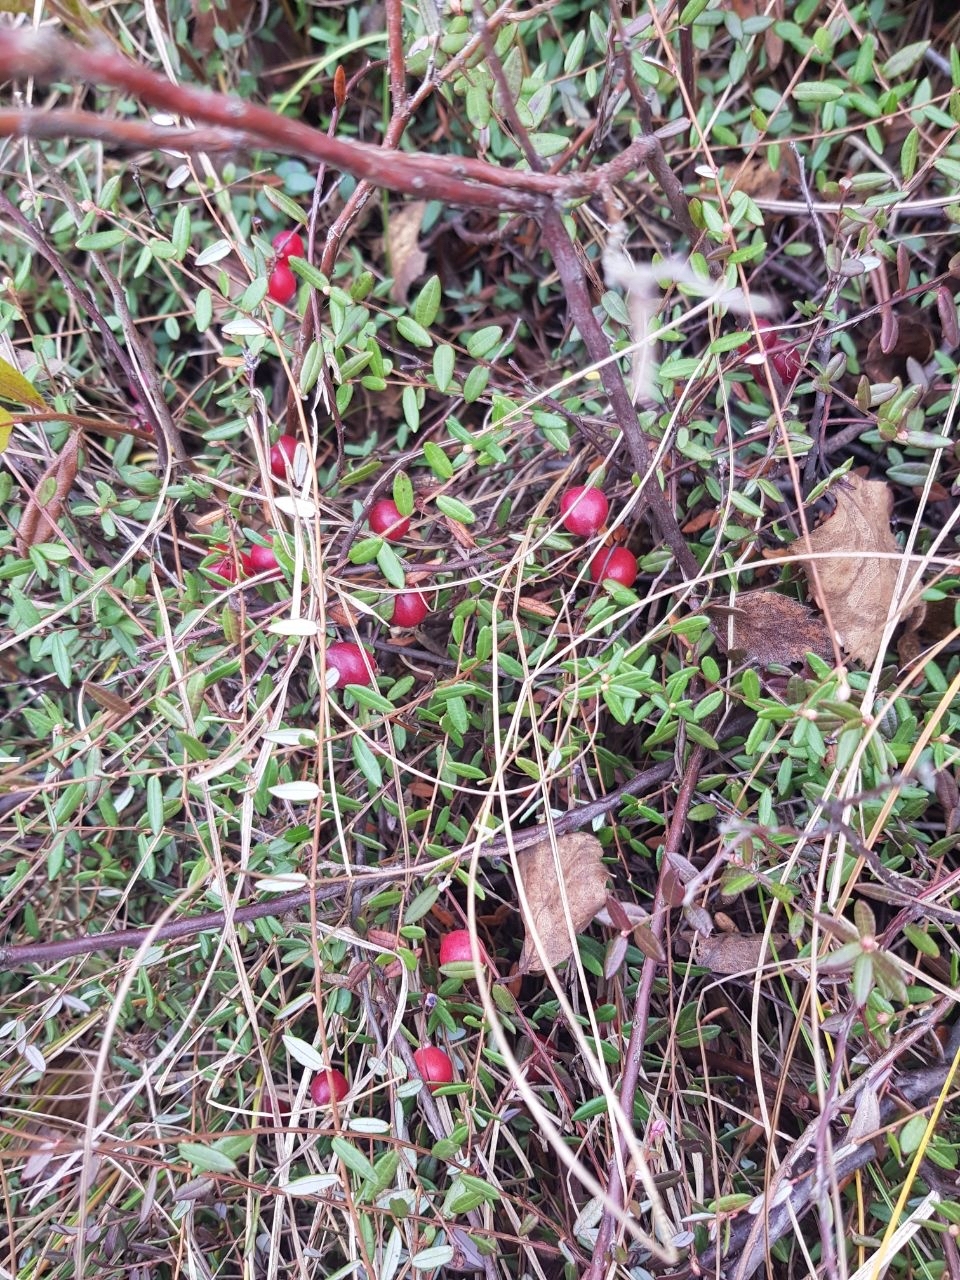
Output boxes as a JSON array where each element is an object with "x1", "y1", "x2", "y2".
[
  {"x1": 538, "y1": 205, "x2": 700, "y2": 579},
  {"x1": 583, "y1": 742, "x2": 708, "y2": 1280},
  {"x1": 0, "y1": 762, "x2": 675, "y2": 970},
  {"x1": 0, "y1": 30, "x2": 655, "y2": 216}
]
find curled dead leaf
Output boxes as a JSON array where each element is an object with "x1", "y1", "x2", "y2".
[
  {"x1": 517, "y1": 832, "x2": 608, "y2": 972},
  {"x1": 386, "y1": 200, "x2": 428, "y2": 305},
  {"x1": 16, "y1": 434, "x2": 79, "y2": 554},
  {"x1": 695, "y1": 931, "x2": 794, "y2": 977},
  {"x1": 787, "y1": 473, "x2": 923, "y2": 666},
  {"x1": 709, "y1": 590, "x2": 833, "y2": 666}
]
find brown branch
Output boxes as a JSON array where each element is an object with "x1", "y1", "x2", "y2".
[
  {"x1": 583, "y1": 741, "x2": 708, "y2": 1280},
  {"x1": 537, "y1": 205, "x2": 700, "y2": 579},
  {"x1": 0, "y1": 762, "x2": 675, "y2": 970},
  {"x1": 0, "y1": 30, "x2": 688, "y2": 214},
  {"x1": 682, "y1": 1011, "x2": 960, "y2": 1280},
  {"x1": 0, "y1": 109, "x2": 243, "y2": 152}
]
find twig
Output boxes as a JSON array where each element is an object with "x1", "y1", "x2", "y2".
[
  {"x1": 538, "y1": 205, "x2": 700, "y2": 579},
  {"x1": 583, "y1": 741, "x2": 708, "y2": 1280},
  {"x1": 0, "y1": 28, "x2": 675, "y2": 215},
  {"x1": 0, "y1": 762, "x2": 676, "y2": 969},
  {"x1": 681, "y1": 1007, "x2": 960, "y2": 1279}
]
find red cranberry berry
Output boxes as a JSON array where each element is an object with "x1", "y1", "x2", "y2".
[
  {"x1": 390, "y1": 591, "x2": 429, "y2": 628},
  {"x1": 209, "y1": 544, "x2": 253, "y2": 581},
  {"x1": 248, "y1": 541, "x2": 280, "y2": 575},
  {"x1": 439, "y1": 928, "x2": 487, "y2": 969},
  {"x1": 413, "y1": 1045, "x2": 454, "y2": 1092},
  {"x1": 269, "y1": 435, "x2": 298, "y2": 480},
  {"x1": 325, "y1": 641, "x2": 377, "y2": 688},
  {"x1": 310, "y1": 1068, "x2": 349, "y2": 1107},
  {"x1": 267, "y1": 261, "x2": 297, "y2": 305},
  {"x1": 560, "y1": 486, "x2": 609, "y2": 537},
  {"x1": 588, "y1": 546, "x2": 638, "y2": 588},
  {"x1": 272, "y1": 229, "x2": 305, "y2": 261},
  {"x1": 369, "y1": 499, "x2": 411, "y2": 541}
]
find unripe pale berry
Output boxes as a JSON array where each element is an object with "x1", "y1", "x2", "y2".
[
  {"x1": 560, "y1": 486, "x2": 608, "y2": 537},
  {"x1": 269, "y1": 435, "x2": 298, "y2": 480},
  {"x1": 391, "y1": 591, "x2": 429, "y2": 628},
  {"x1": 413, "y1": 1045, "x2": 454, "y2": 1092},
  {"x1": 310, "y1": 1067, "x2": 349, "y2": 1106},
  {"x1": 589, "y1": 546, "x2": 638, "y2": 588},
  {"x1": 325, "y1": 641, "x2": 377, "y2": 688},
  {"x1": 272, "y1": 229, "x2": 305, "y2": 260},
  {"x1": 267, "y1": 261, "x2": 297, "y2": 305},
  {"x1": 369, "y1": 499, "x2": 411, "y2": 541}
]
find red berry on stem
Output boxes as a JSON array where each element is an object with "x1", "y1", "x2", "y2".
[
  {"x1": 560, "y1": 485, "x2": 609, "y2": 537},
  {"x1": 589, "y1": 546, "x2": 638, "y2": 588},
  {"x1": 269, "y1": 435, "x2": 298, "y2": 480},
  {"x1": 439, "y1": 928, "x2": 486, "y2": 969},
  {"x1": 267, "y1": 261, "x2": 297, "y2": 305},
  {"x1": 272, "y1": 229, "x2": 305, "y2": 260},
  {"x1": 248, "y1": 540, "x2": 280, "y2": 574},
  {"x1": 209, "y1": 544, "x2": 253, "y2": 581},
  {"x1": 325, "y1": 641, "x2": 377, "y2": 688},
  {"x1": 369, "y1": 499, "x2": 411, "y2": 541},
  {"x1": 391, "y1": 591, "x2": 429, "y2": 628},
  {"x1": 413, "y1": 1045, "x2": 454, "y2": 1092},
  {"x1": 310, "y1": 1067, "x2": 349, "y2": 1107}
]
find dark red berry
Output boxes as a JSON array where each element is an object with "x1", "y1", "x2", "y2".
[
  {"x1": 269, "y1": 435, "x2": 298, "y2": 480},
  {"x1": 272, "y1": 229, "x2": 305, "y2": 261},
  {"x1": 325, "y1": 641, "x2": 377, "y2": 688},
  {"x1": 589, "y1": 546, "x2": 638, "y2": 588},
  {"x1": 267, "y1": 261, "x2": 297, "y2": 305},
  {"x1": 310, "y1": 1068, "x2": 349, "y2": 1107},
  {"x1": 413, "y1": 1045, "x2": 454, "y2": 1092},
  {"x1": 390, "y1": 591, "x2": 429, "y2": 628},
  {"x1": 740, "y1": 323, "x2": 802, "y2": 386},
  {"x1": 559, "y1": 486, "x2": 609, "y2": 537},
  {"x1": 369, "y1": 499, "x2": 411, "y2": 541}
]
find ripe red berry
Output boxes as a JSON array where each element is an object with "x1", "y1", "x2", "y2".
[
  {"x1": 269, "y1": 435, "x2": 298, "y2": 480},
  {"x1": 413, "y1": 1045, "x2": 454, "y2": 1092},
  {"x1": 741, "y1": 323, "x2": 802, "y2": 387},
  {"x1": 309, "y1": 1067, "x2": 349, "y2": 1107},
  {"x1": 390, "y1": 591, "x2": 429, "y2": 628},
  {"x1": 272, "y1": 229, "x2": 305, "y2": 260},
  {"x1": 267, "y1": 261, "x2": 297, "y2": 305},
  {"x1": 369, "y1": 499, "x2": 411, "y2": 541},
  {"x1": 248, "y1": 541, "x2": 280, "y2": 575},
  {"x1": 209, "y1": 545, "x2": 253, "y2": 581},
  {"x1": 560, "y1": 485, "x2": 609, "y2": 537},
  {"x1": 439, "y1": 928, "x2": 486, "y2": 969},
  {"x1": 589, "y1": 546, "x2": 638, "y2": 588},
  {"x1": 325, "y1": 641, "x2": 377, "y2": 688}
]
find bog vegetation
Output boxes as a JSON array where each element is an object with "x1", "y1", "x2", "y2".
[{"x1": 2, "y1": 2, "x2": 960, "y2": 1279}]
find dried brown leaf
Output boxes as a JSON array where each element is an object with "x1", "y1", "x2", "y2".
[
  {"x1": 517, "y1": 832, "x2": 608, "y2": 972},
  {"x1": 386, "y1": 200, "x2": 428, "y2": 305},
  {"x1": 792, "y1": 473, "x2": 922, "y2": 665},
  {"x1": 709, "y1": 590, "x2": 832, "y2": 666},
  {"x1": 696, "y1": 931, "x2": 794, "y2": 976},
  {"x1": 16, "y1": 434, "x2": 79, "y2": 554}
]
